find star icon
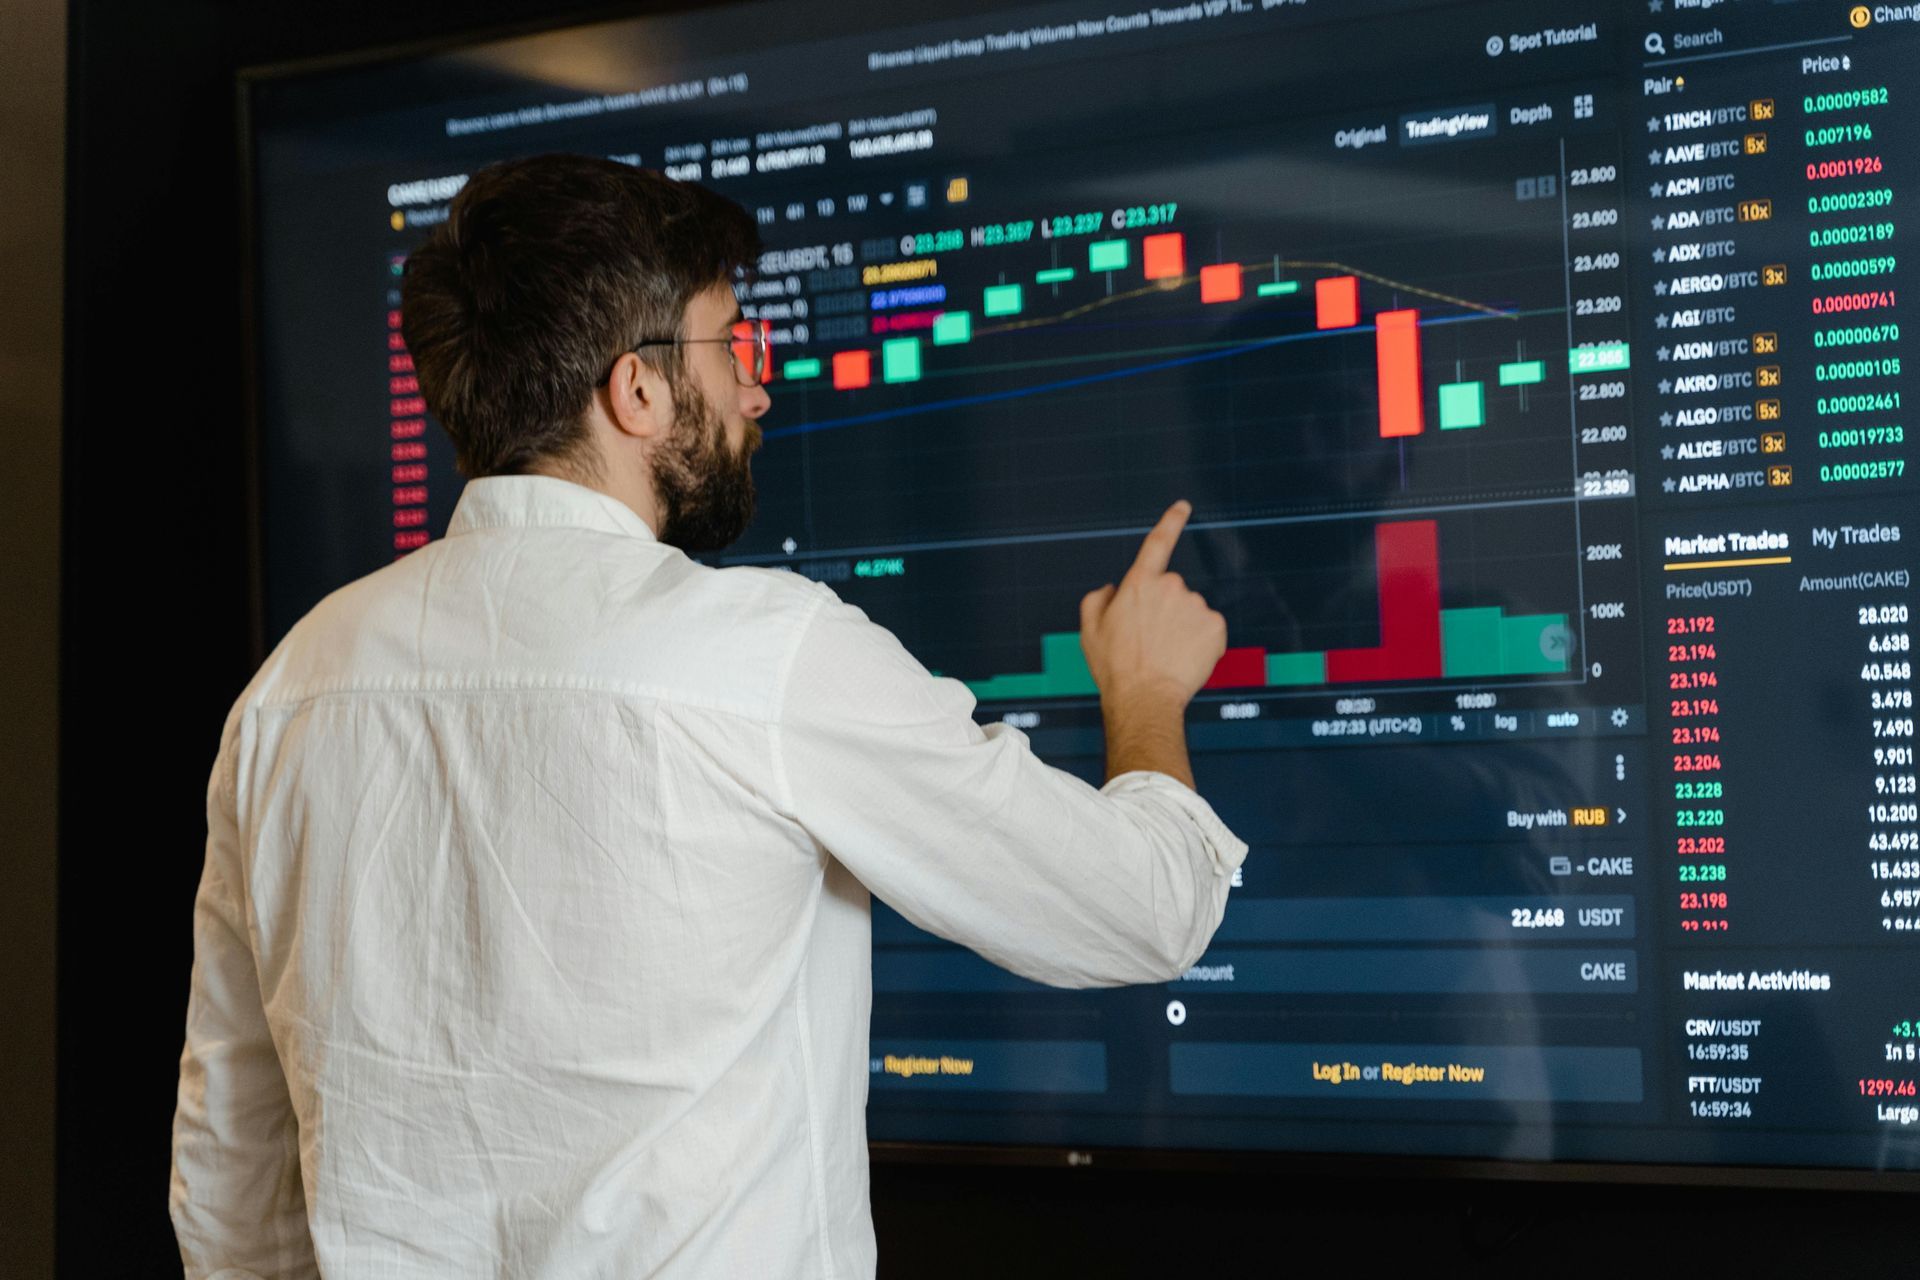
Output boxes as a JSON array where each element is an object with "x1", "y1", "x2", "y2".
[
  {"x1": 1650, "y1": 182, "x2": 1664, "y2": 197},
  {"x1": 1662, "y1": 444, "x2": 1676, "y2": 459},
  {"x1": 1654, "y1": 281, "x2": 1669, "y2": 295},
  {"x1": 1657, "y1": 346, "x2": 1670, "y2": 360},
  {"x1": 1648, "y1": 117, "x2": 1662, "y2": 132},
  {"x1": 1653, "y1": 248, "x2": 1667, "y2": 263},
  {"x1": 1660, "y1": 411, "x2": 1675, "y2": 426},
  {"x1": 1658, "y1": 378, "x2": 1673, "y2": 393},
  {"x1": 1649, "y1": 149, "x2": 1662, "y2": 165},
  {"x1": 1651, "y1": 215, "x2": 1666, "y2": 230},
  {"x1": 1649, "y1": 0, "x2": 1664, "y2": 10},
  {"x1": 1655, "y1": 313, "x2": 1670, "y2": 329},
  {"x1": 1663, "y1": 476, "x2": 1678, "y2": 492}
]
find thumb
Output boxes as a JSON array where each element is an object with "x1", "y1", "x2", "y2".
[{"x1": 1079, "y1": 583, "x2": 1116, "y2": 634}]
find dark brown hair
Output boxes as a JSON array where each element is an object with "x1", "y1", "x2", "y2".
[{"x1": 400, "y1": 154, "x2": 759, "y2": 478}]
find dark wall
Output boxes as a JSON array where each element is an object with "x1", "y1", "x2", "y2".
[
  {"x1": 60, "y1": 3, "x2": 617, "y2": 1274},
  {"x1": 60, "y1": 1, "x2": 1916, "y2": 1275},
  {"x1": 2, "y1": 0, "x2": 63, "y2": 1276}
]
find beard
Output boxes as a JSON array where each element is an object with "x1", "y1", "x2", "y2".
[{"x1": 650, "y1": 372, "x2": 761, "y2": 553}]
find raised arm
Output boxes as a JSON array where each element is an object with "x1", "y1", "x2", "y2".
[{"x1": 777, "y1": 503, "x2": 1244, "y2": 988}]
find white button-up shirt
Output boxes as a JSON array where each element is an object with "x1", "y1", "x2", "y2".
[{"x1": 171, "y1": 475, "x2": 1246, "y2": 1279}]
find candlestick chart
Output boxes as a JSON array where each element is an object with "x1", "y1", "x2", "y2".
[{"x1": 727, "y1": 117, "x2": 1634, "y2": 706}]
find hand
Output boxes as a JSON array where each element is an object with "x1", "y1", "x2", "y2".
[{"x1": 1079, "y1": 501, "x2": 1228, "y2": 713}]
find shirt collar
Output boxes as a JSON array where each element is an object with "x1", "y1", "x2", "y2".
[{"x1": 446, "y1": 475, "x2": 659, "y2": 543}]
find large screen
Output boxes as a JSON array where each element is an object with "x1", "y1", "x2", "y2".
[{"x1": 247, "y1": 0, "x2": 1920, "y2": 1179}]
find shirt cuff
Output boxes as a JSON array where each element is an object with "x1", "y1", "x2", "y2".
[{"x1": 1099, "y1": 770, "x2": 1250, "y2": 877}]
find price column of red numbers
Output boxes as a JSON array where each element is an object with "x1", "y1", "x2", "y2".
[{"x1": 1668, "y1": 612, "x2": 1730, "y2": 932}]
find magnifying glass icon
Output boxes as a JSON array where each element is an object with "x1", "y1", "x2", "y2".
[{"x1": 1645, "y1": 32, "x2": 1667, "y2": 56}]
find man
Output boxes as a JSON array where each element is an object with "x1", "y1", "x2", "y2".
[{"x1": 172, "y1": 154, "x2": 1245, "y2": 1278}]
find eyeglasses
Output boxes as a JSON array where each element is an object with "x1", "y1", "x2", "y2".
[{"x1": 615, "y1": 318, "x2": 774, "y2": 387}]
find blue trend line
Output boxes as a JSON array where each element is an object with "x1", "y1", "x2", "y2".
[{"x1": 763, "y1": 310, "x2": 1513, "y2": 441}]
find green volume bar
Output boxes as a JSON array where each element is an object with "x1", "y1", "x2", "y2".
[
  {"x1": 1088, "y1": 239, "x2": 1129, "y2": 272},
  {"x1": 965, "y1": 673, "x2": 1054, "y2": 700},
  {"x1": 1039, "y1": 632, "x2": 1097, "y2": 694},
  {"x1": 1265, "y1": 650, "x2": 1328, "y2": 685},
  {"x1": 1500, "y1": 614, "x2": 1572, "y2": 674},
  {"x1": 782, "y1": 358, "x2": 823, "y2": 380},
  {"x1": 966, "y1": 631, "x2": 1096, "y2": 700},
  {"x1": 983, "y1": 283, "x2": 1024, "y2": 316},
  {"x1": 1442, "y1": 609, "x2": 1571, "y2": 677},
  {"x1": 1440, "y1": 608, "x2": 1505, "y2": 677},
  {"x1": 1498, "y1": 359, "x2": 1546, "y2": 386},
  {"x1": 1437, "y1": 381, "x2": 1486, "y2": 430},
  {"x1": 1035, "y1": 267, "x2": 1076, "y2": 284}
]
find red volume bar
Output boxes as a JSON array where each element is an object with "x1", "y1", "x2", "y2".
[
  {"x1": 1314, "y1": 275, "x2": 1360, "y2": 328},
  {"x1": 1203, "y1": 646, "x2": 1269, "y2": 689},
  {"x1": 1374, "y1": 308, "x2": 1425, "y2": 438},
  {"x1": 1324, "y1": 519, "x2": 1443, "y2": 682}
]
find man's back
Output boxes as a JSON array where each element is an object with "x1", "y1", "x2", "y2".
[
  {"x1": 181, "y1": 477, "x2": 876, "y2": 1276},
  {"x1": 172, "y1": 476, "x2": 1245, "y2": 1278}
]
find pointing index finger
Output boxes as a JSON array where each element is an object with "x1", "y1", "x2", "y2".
[{"x1": 1127, "y1": 500, "x2": 1192, "y2": 580}]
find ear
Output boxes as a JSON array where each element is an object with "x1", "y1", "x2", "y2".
[{"x1": 603, "y1": 350, "x2": 674, "y2": 442}]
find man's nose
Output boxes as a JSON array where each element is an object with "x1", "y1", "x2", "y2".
[{"x1": 742, "y1": 381, "x2": 772, "y2": 420}]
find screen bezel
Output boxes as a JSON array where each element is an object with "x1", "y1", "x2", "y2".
[{"x1": 234, "y1": 0, "x2": 1920, "y2": 1193}]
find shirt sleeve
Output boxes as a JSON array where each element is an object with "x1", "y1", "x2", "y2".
[
  {"x1": 170, "y1": 744, "x2": 319, "y2": 1280},
  {"x1": 775, "y1": 591, "x2": 1248, "y2": 988}
]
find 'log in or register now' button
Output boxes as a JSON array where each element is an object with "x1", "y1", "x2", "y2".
[
  {"x1": 1171, "y1": 1044, "x2": 1643, "y2": 1103},
  {"x1": 869, "y1": 1040, "x2": 1107, "y2": 1093}
]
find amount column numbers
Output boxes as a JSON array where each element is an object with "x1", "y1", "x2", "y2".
[
  {"x1": 1864, "y1": 601, "x2": 1919, "y2": 930},
  {"x1": 1668, "y1": 614, "x2": 1730, "y2": 931}
]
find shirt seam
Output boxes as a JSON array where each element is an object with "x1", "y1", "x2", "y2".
[
  {"x1": 442, "y1": 512, "x2": 657, "y2": 540},
  {"x1": 442, "y1": 476, "x2": 663, "y2": 543},
  {"x1": 767, "y1": 585, "x2": 834, "y2": 818},
  {"x1": 791, "y1": 955, "x2": 840, "y2": 1280},
  {"x1": 248, "y1": 672, "x2": 777, "y2": 723}
]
